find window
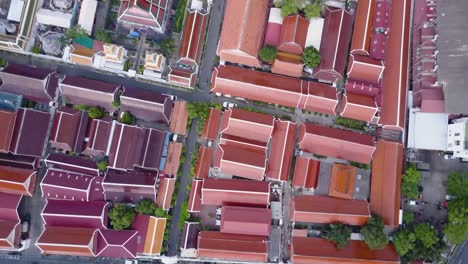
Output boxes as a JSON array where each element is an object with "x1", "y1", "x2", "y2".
[
  {"x1": 456, "y1": 140, "x2": 460, "y2": 146},
  {"x1": 455, "y1": 133, "x2": 460, "y2": 136}
]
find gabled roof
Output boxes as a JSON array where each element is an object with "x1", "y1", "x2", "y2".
[
  {"x1": 0, "y1": 63, "x2": 56, "y2": 103},
  {"x1": 341, "y1": 92, "x2": 378, "y2": 123},
  {"x1": 181, "y1": 222, "x2": 200, "y2": 250},
  {"x1": 70, "y1": 45, "x2": 97, "y2": 66},
  {"x1": 264, "y1": 7, "x2": 282, "y2": 47},
  {"x1": 347, "y1": 55, "x2": 385, "y2": 85},
  {"x1": 44, "y1": 153, "x2": 100, "y2": 176},
  {"x1": 96, "y1": 229, "x2": 138, "y2": 258},
  {"x1": 291, "y1": 195, "x2": 370, "y2": 225},
  {"x1": 328, "y1": 163, "x2": 356, "y2": 199},
  {"x1": 291, "y1": 237, "x2": 399, "y2": 264},
  {"x1": 132, "y1": 214, "x2": 166, "y2": 256},
  {"x1": 217, "y1": 0, "x2": 269, "y2": 68},
  {"x1": 10, "y1": 108, "x2": 51, "y2": 157},
  {"x1": 187, "y1": 179, "x2": 202, "y2": 213},
  {"x1": 50, "y1": 107, "x2": 89, "y2": 152},
  {"x1": 0, "y1": 153, "x2": 37, "y2": 170},
  {"x1": 220, "y1": 206, "x2": 271, "y2": 236},
  {"x1": 312, "y1": 7, "x2": 353, "y2": 83},
  {"x1": 271, "y1": 53, "x2": 304, "y2": 77},
  {"x1": 0, "y1": 165, "x2": 36, "y2": 196},
  {"x1": 167, "y1": 67, "x2": 197, "y2": 88},
  {"x1": 120, "y1": 87, "x2": 173, "y2": 124},
  {"x1": 198, "y1": 231, "x2": 268, "y2": 262},
  {"x1": 201, "y1": 178, "x2": 270, "y2": 206},
  {"x1": 36, "y1": 226, "x2": 98, "y2": 257},
  {"x1": 370, "y1": 140, "x2": 403, "y2": 226},
  {"x1": 103, "y1": 44, "x2": 125, "y2": 63},
  {"x1": 179, "y1": 9, "x2": 208, "y2": 65},
  {"x1": 103, "y1": 169, "x2": 158, "y2": 203},
  {"x1": 144, "y1": 52, "x2": 165, "y2": 72},
  {"x1": 41, "y1": 199, "x2": 109, "y2": 229},
  {"x1": 278, "y1": 15, "x2": 309, "y2": 55},
  {"x1": 0, "y1": 110, "x2": 16, "y2": 153},
  {"x1": 221, "y1": 108, "x2": 274, "y2": 143},
  {"x1": 163, "y1": 142, "x2": 182, "y2": 176},
  {"x1": 266, "y1": 120, "x2": 297, "y2": 181},
  {"x1": 298, "y1": 123, "x2": 375, "y2": 164},
  {"x1": 292, "y1": 157, "x2": 320, "y2": 189},
  {"x1": 0, "y1": 192, "x2": 22, "y2": 222},
  {"x1": 0, "y1": 220, "x2": 20, "y2": 249},
  {"x1": 155, "y1": 176, "x2": 175, "y2": 210},
  {"x1": 118, "y1": 0, "x2": 168, "y2": 30},
  {"x1": 169, "y1": 100, "x2": 188, "y2": 135},
  {"x1": 350, "y1": 0, "x2": 375, "y2": 55},
  {"x1": 193, "y1": 146, "x2": 212, "y2": 179},
  {"x1": 82, "y1": 116, "x2": 112, "y2": 157},
  {"x1": 345, "y1": 80, "x2": 380, "y2": 97},
  {"x1": 201, "y1": 108, "x2": 222, "y2": 140}
]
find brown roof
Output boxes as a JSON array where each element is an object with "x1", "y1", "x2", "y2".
[
  {"x1": 298, "y1": 123, "x2": 376, "y2": 164},
  {"x1": 169, "y1": 101, "x2": 188, "y2": 135},
  {"x1": 379, "y1": 0, "x2": 410, "y2": 130},
  {"x1": 179, "y1": 10, "x2": 208, "y2": 65},
  {"x1": 370, "y1": 140, "x2": 403, "y2": 226},
  {"x1": 132, "y1": 214, "x2": 166, "y2": 255},
  {"x1": 0, "y1": 166, "x2": 36, "y2": 196},
  {"x1": 341, "y1": 92, "x2": 378, "y2": 122},
  {"x1": 10, "y1": 108, "x2": 51, "y2": 157},
  {"x1": 163, "y1": 142, "x2": 182, "y2": 176},
  {"x1": 271, "y1": 53, "x2": 304, "y2": 77},
  {"x1": 221, "y1": 108, "x2": 275, "y2": 143},
  {"x1": 50, "y1": 107, "x2": 89, "y2": 152},
  {"x1": 193, "y1": 146, "x2": 213, "y2": 179},
  {"x1": 36, "y1": 226, "x2": 97, "y2": 257},
  {"x1": 120, "y1": 87, "x2": 173, "y2": 124},
  {"x1": 313, "y1": 7, "x2": 353, "y2": 83},
  {"x1": 220, "y1": 206, "x2": 271, "y2": 236},
  {"x1": 201, "y1": 108, "x2": 222, "y2": 140},
  {"x1": 156, "y1": 177, "x2": 175, "y2": 210},
  {"x1": 0, "y1": 110, "x2": 16, "y2": 153},
  {"x1": 291, "y1": 195, "x2": 370, "y2": 225},
  {"x1": 292, "y1": 157, "x2": 320, "y2": 189},
  {"x1": 350, "y1": 0, "x2": 375, "y2": 55},
  {"x1": 198, "y1": 231, "x2": 268, "y2": 262},
  {"x1": 291, "y1": 237, "x2": 399, "y2": 264},
  {"x1": 144, "y1": 52, "x2": 165, "y2": 72},
  {"x1": 82, "y1": 117, "x2": 112, "y2": 156},
  {"x1": 266, "y1": 120, "x2": 297, "y2": 181},
  {"x1": 278, "y1": 15, "x2": 309, "y2": 55},
  {"x1": 328, "y1": 163, "x2": 356, "y2": 199},
  {"x1": 201, "y1": 178, "x2": 270, "y2": 206},
  {"x1": 70, "y1": 45, "x2": 96, "y2": 66},
  {"x1": 187, "y1": 179, "x2": 202, "y2": 212},
  {"x1": 347, "y1": 54, "x2": 385, "y2": 84},
  {"x1": 217, "y1": 0, "x2": 269, "y2": 67}
]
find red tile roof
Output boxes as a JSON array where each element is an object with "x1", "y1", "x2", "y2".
[
  {"x1": 292, "y1": 157, "x2": 320, "y2": 189},
  {"x1": 221, "y1": 108, "x2": 274, "y2": 143},
  {"x1": 313, "y1": 7, "x2": 353, "y2": 83},
  {"x1": 120, "y1": 87, "x2": 173, "y2": 124},
  {"x1": 420, "y1": 88, "x2": 444, "y2": 113},
  {"x1": 350, "y1": 0, "x2": 375, "y2": 55},
  {"x1": 168, "y1": 67, "x2": 197, "y2": 88},
  {"x1": 347, "y1": 55, "x2": 384, "y2": 84},
  {"x1": 10, "y1": 108, "x2": 51, "y2": 157},
  {"x1": 163, "y1": 142, "x2": 182, "y2": 176},
  {"x1": 0, "y1": 192, "x2": 22, "y2": 222},
  {"x1": 169, "y1": 101, "x2": 188, "y2": 135},
  {"x1": 328, "y1": 163, "x2": 356, "y2": 199},
  {"x1": 341, "y1": 92, "x2": 378, "y2": 122},
  {"x1": 0, "y1": 165, "x2": 36, "y2": 196},
  {"x1": 278, "y1": 15, "x2": 308, "y2": 55},
  {"x1": 103, "y1": 169, "x2": 158, "y2": 203},
  {"x1": 271, "y1": 53, "x2": 304, "y2": 77},
  {"x1": 95, "y1": 229, "x2": 138, "y2": 258},
  {"x1": 211, "y1": 65, "x2": 339, "y2": 114},
  {"x1": 220, "y1": 206, "x2": 271, "y2": 236},
  {"x1": 198, "y1": 231, "x2": 268, "y2": 262},
  {"x1": 0, "y1": 221, "x2": 20, "y2": 249},
  {"x1": 41, "y1": 200, "x2": 109, "y2": 229},
  {"x1": 201, "y1": 108, "x2": 221, "y2": 140},
  {"x1": 0, "y1": 110, "x2": 16, "y2": 153},
  {"x1": 179, "y1": 10, "x2": 208, "y2": 65},
  {"x1": 36, "y1": 226, "x2": 98, "y2": 257},
  {"x1": 194, "y1": 146, "x2": 212, "y2": 179},
  {"x1": 82, "y1": 117, "x2": 112, "y2": 157},
  {"x1": 188, "y1": 179, "x2": 203, "y2": 213},
  {"x1": 0, "y1": 193, "x2": 22, "y2": 249},
  {"x1": 181, "y1": 221, "x2": 199, "y2": 249},
  {"x1": 201, "y1": 178, "x2": 270, "y2": 206},
  {"x1": 45, "y1": 153, "x2": 100, "y2": 176},
  {"x1": 379, "y1": 0, "x2": 411, "y2": 130},
  {"x1": 50, "y1": 107, "x2": 89, "y2": 152},
  {"x1": 370, "y1": 140, "x2": 403, "y2": 226},
  {"x1": 291, "y1": 237, "x2": 399, "y2": 264},
  {"x1": 156, "y1": 176, "x2": 175, "y2": 210},
  {"x1": 345, "y1": 81, "x2": 380, "y2": 97},
  {"x1": 298, "y1": 123, "x2": 375, "y2": 164},
  {"x1": 291, "y1": 195, "x2": 370, "y2": 225},
  {"x1": 217, "y1": 0, "x2": 269, "y2": 67},
  {"x1": 132, "y1": 214, "x2": 166, "y2": 255},
  {"x1": 266, "y1": 120, "x2": 296, "y2": 181},
  {"x1": 118, "y1": 0, "x2": 168, "y2": 30}
]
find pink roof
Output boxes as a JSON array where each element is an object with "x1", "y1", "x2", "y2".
[
  {"x1": 82, "y1": 117, "x2": 112, "y2": 157},
  {"x1": 0, "y1": 220, "x2": 20, "y2": 249},
  {"x1": 341, "y1": 92, "x2": 378, "y2": 123},
  {"x1": 194, "y1": 146, "x2": 212, "y2": 179},
  {"x1": 167, "y1": 67, "x2": 196, "y2": 88},
  {"x1": 201, "y1": 178, "x2": 271, "y2": 206},
  {"x1": 0, "y1": 192, "x2": 21, "y2": 222},
  {"x1": 96, "y1": 229, "x2": 138, "y2": 258},
  {"x1": 298, "y1": 123, "x2": 375, "y2": 164},
  {"x1": 292, "y1": 157, "x2": 320, "y2": 189},
  {"x1": 178, "y1": 10, "x2": 208, "y2": 65},
  {"x1": 312, "y1": 7, "x2": 353, "y2": 83},
  {"x1": 118, "y1": 0, "x2": 168, "y2": 30},
  {"x1": 41, "y1": 199, "x2": 109, "y2": 229},
  {"x1": 271, "y1": 54, "x2": 304, "y2": 77},
  {"x1": 369, "y1": 33, "x2": 387, "y2": 60},
  {"x1": 221, "y1": 108, "x2": 274, "y2": 143},
  {"x1": 50, "y1": 107, "x2": 88, "y2": 152},
  {"x1": 264, "y1": 22, "x2": 282, "y2": 46},
  {"x1": 156, "y1": 176, "x2": 175, "y2": 210},
  {"x1": 188, "y1": 179, "x2": 203, "y2": 212},
  {"x1": 345, "y1": 80, "x2": 381, "y2": 97},
  {"x1": 266, "y1": 120, "x2": 296, "y2": 181},
  {"x1": 347, "y1": 55, "x2": 384, "y2": 84},
  {"x1": 201, "y1": 108, "x2": 222, "y2": 140},
  {"x1": 221, "y1": 206, "x2": 271, "y2": 236},
  {"x1": 45, "y1": 153, "x2": 100, "y2": 176},
  {"x1": 278, "y1": 15, "x2": 309, "y2": 55},
  {"x1": 420, "y1": 88, "x2": 445, "y2": 113},
  {"x1": 103, "y1": 169, "x2": 158, "y2": 203},
  {"x1": 217, "y1": 0, "x2": 269, "y2": 67},
  {"x1": 0, "y1": 110, "x2": 16, "y2": 153},
  {"x1": 373, "y1": 0, "x2": 390, "y2": 28}
]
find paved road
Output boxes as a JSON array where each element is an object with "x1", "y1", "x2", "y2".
[
  {"x1": 167, "y1": 119, "x2": 198, "y2": 256},
  {"x1": 448, "y1": 240, "x2": 468, "y2": 264}
]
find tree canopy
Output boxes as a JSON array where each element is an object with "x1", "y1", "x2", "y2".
[
  {"x1": 95, "y1": 29, "x2": 112, "y2": 43},
  {"x1": 96, "y1": 160, "x2": 108, "y2": 172},
  {"x1": 259, "y1": 45, "x2": 278, "y2": 63},
  {"x1": 121, "y1": 111, "x2": 135, "y2": 125},
  {"x1": 302, "y1": 46, "x2": 321, "y2": 68},
  {"x1": 108, "y1": 204, "x2": 136, "y2": 230},
  {"x1": 402, "y1": 211, "x2": 414, "y2": 224},
  {"x1": 401, "y1": 163, "x2": 421, "y2": 199},
  {"x1": 361, "y1": 216, "x2": 388, "y2": 250},
  {"x1": 325, "y1": 223, "x2": 352, "y2": 249},
  {"x1": 393, "y1": 229, "x2": 416, "y2": 256},
  {"x1": 135, "y1": 199, "x2": 156, "y2": 215},
  {"x1": 159, "y1": 38, "x2": 176, "y2": 57},
  {"x1": 65, "y1": 25, "x2": 87, "y2": 40},
  {"x1": 88, "y1": 106, "x2": 105, "y2": 119},
  {"x1": 447, "y1": 172, "x2": 468, "y2": 198},
  {"x1": 304, "y1": 4, "x2": 321, "y2": 19},
  {"x1": 443, "y1": 197, "x2": 468, "y2": 245},
  {"x1": 414, "y1": 223, "x2": 438, "y2": 248}
]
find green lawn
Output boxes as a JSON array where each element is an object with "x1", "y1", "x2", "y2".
[{"x1": 173, "y1": 0, "x2": 187, "y2": 33}]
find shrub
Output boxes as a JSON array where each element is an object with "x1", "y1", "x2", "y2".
[
  {"x1": 135, "y1": 199, "x2": 156, "y2": 215},
  {"x1": 96, "y1": 160, "x2": 108, "y2": 172},
  {"x1": 31, "y1": 45, "x2": 41, "y2": 54},
  {"x1": 325, "y1": 223, "x2": 352, "y2": 249},
  {"x1": 361, "y1": 216, "x2": 388, "y2": 250},
  {"x1": 121, "y1": 111, "x2": 135, "y2": 125},
  {"x1": 304, "y1": 4, "x2": 321, "y2": 19},
  {"x1": 88, "y1": 106, "x2": 105, "y2": 119},
  {"x1": 302, "y1": 46, "x2": 321, "y2": 68},
  {"x1": 259, "y1": 45, "x2": 277, "y2": 63},
  {"x1": 108, "y1": 204, "x2": 135, "y2": 230},
  {"x1": 159, "y1": 38, "x2": 176, "y2": 57}
]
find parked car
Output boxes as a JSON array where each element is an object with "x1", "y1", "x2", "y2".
[{"x1": 222, "y1": 102, "x2": 237, "y2": 108}]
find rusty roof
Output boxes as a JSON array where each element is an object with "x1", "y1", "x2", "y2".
[
  {"x1": 169, "y1": 101, "x2": 188, "y2": 135},
  {"x1": 36, "y1": 226, "x2": 97, "y2": 256},
  {"x1": 156, "y1": 177, "x2": 175, "y2": 210},
  {"x1": 350, "y1": 0, "x2": 375, "y2": 55},
  {"x1": 292, "y1": 157, "x2": 320, "y2": 189},
  {"x1": 328, "y1": 163, "x2": 357, "y2": 199}
]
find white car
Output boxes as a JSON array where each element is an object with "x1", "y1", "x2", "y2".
[{"x1": 222, "y1": 102, "x2": 237, "y2": 108}]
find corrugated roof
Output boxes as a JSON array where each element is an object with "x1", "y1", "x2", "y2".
[
  {"x1": 341, "y1": 92, "x2": 378, "y2": 122},
  {"x1": 271, "y1": 53, "x2": 304, "y2": 77},
  {"x1": 50, "y1": 107, "x2": 89, "y2": 153},
  {"x1": 221, "y1": 108, "x2": 274, "y2": 143},
  {"x1": 292, "y1": 157, "x2": 320, "y2": 189},
  {"x1": 103, "y1": 169, "x2": 158, "y2": 203},
  {"x1": 42, "y1": 200, "x2": 108, "y2": 229},
  {"x1": 220, "y1": 206, "x2": 271, "y2": 236},
  {"x1": 188, "y1": 179, "x2": 203, "y2": 212},
  {"x1": 36, "y1": 226, "x2": 97, "y2": 257},
  {"x1": 41, "y1": 169, "x2": 102, "y2": 202},
  {"x1": 45, "y1": 153, "x2": 99, "y2": 176},
  {"x1": 181, "y1": 222, "x2": 200, "y2": 249},
  {"x1": 347, "y1": 54, "x2": 384, "y2": 84},
  {"x1": 120, "y1": 87, "x2": 172, "y2": 124},
  {"x1": 163, "y1": 142, "x2": 182, "y2": 176}
]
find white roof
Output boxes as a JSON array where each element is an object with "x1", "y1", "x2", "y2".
[
  {"x1": 78, "y1": 0, "x2": 98, "y2": 35},
  {"x1": 7, "y1": 0, "x2": 24, "y2": 22},
  {"x1": 268, "y1": 7, "x2": 282, "y2": 24},
  {"x1": 190, "y1": 0, "x2": 203, "y2": 11},
  {"x1": 408, "y1": 108, "x2": 448, "y2": 151},
  {"x1": 36, "y1": 9, "x2": 73, "y2": 28},
  {"x1": 305, "y1": 17, "x2": 324, "y2": 50}
]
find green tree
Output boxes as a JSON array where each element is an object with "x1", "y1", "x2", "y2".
[
  {"x1": 403, "y1": 211, "x2": 414, "y2": 224},
  {"x1": 361, "y1": 216, "x2": 388, "y2": 250},
  {"x1": 304, "y1": 4, "x2": 321, "y2": 19},
  {"x1": 401, "y1": 163, "x2": 421, "y2": 199},
  {"x1": 393, "y1": 229, "x2": 416, "y2": 256},
  {"x1": 259, "y1": 45, "x2": 277, "y2": 63},
  {"x1": 325, "y1": 223, "x2": 352, "y2": 249},
  {"x1": 280, "y1": 1, "x2": 299, "y2": 17},
  {"x1": 155, "y1": 207, "x2": 167, "y2": 218},
  {"x1": 135, "y1": 199, "x2": 156, "y2": 215},
  {"x1": 444, "y1": 197, "x2": 468, "y2": 245},
  {"x1": 447, "y1": 172, "x2": 468, "y2": 198},
  {"x1": 31, "y1": 45, "x2": 41, "y2": 54},
  {"x1": 302, "y1": 46, "x2": 321, "y2": 68},
  {"x1": 112, "y1": 100, "x2": 121, "y2": 109},
  {"x1": 95, "y1": 29, "x2": 112, "y2": 43},
  {"x1": 96, "y1": 160, "x2": 108, "y2": 172},
  {"x1": 121, "y1": 111, "x2": 135, "y2": 125},
  {"x1": 159, "y1": 38, "x2": 176, "y2": 57},
  {"x1": 108, "y1": 204, "x2": 136, "y2": 230},
  {"x1": 88, "y1": 106, "x2": 105, "y2": 119},
  {"x1": 65, "y1": 25, "x2": 87, "y2": 39},
  {"x1": 414, "y1": 223, "x2": 438, "y2": 248}
]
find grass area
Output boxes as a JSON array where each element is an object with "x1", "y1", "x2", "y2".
[
  {"x1": 336, "y1": 116, "x2": 367, "y2": 130},
  {"x1": 173, "y1": 0, "x2": 187, "y2": 33},
  {"x1": 349, "y1": 161, "x2": 370, "y2": 170}
]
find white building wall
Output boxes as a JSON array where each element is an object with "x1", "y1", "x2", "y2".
[{"x1": 447, "y1": 121, "x2": 468, "y2": 158}]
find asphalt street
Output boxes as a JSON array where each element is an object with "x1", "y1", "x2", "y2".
[{"x1": 448, "y1": 240, "x2": 468, "y2": 264}]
